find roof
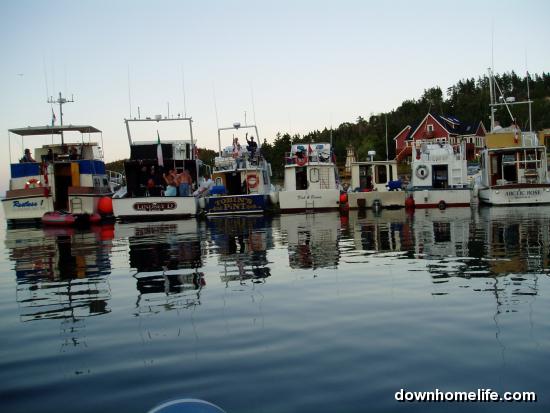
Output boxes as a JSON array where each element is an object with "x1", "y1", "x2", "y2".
[
  {"x1": 402, "y1": 113, "x2": 485, "y2": 140},
  {"x1": 8, "y1": 125, "x2": 101, "y2": 136}
]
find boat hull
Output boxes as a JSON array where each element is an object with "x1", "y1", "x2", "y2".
[
  {"x1": 2, "y1": 195, "x2": 54, "y2": 222},
  {"x1": 478, "y1": 184, "x2": 550, "y2": 205},
  {"x1": 112, "y1": 196, "x2": 198, "y2": 220},
  {"x1": 347, "y1": 191, "x2": 405, "y2": 209},
  {"x1": 279, "y1": 189, "x2": 339, "y2": 212},
  {"x1": 205, "y1": 194, "x2": 269, "y2": 215},
  {"x1": 409, "y1": 188, "x2": 471, "y2": 208}
]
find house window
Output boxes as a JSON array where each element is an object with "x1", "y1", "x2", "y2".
[{"x1": 427, "y1": 124, "x2": 434, "y2": 133}]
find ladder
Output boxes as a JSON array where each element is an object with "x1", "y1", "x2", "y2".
[{"x1": 319, "y1": 168, "x2": 331, "y2": 189}]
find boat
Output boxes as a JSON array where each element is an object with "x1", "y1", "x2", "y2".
[
  {"x1": 112, "y1": 115, "x2": 202, "y2": 220},
  {"x1": 278, "y1": 143, "x2": 340, "y2": 212},
  {"x1": 200, "y1": 122, "x2": 276, "y2": 215},
  {"x1": 407, "y1": 141, "x2": 471, "y2": 209},
  {"x1": 476, "y1": 69, "x2": 550, "y2": 205},
  {"x1": 347, "y1": 158, "x2": 405, "y2": 209},
  {"x1": 3, "y1": 99, "x2": 113, "y2": 226}
]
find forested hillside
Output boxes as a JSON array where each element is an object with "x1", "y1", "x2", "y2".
[{"x1": 261, "y1": 72, "x2": 550, "y2": 180}]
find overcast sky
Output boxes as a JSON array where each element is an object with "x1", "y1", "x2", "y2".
[{"x1": 1, "y1": 0, "x2": 549, "y2": 186}]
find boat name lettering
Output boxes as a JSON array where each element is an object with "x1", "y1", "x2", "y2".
[
  {"x1": 504, "y1": 189, "x2": 541, "y2": 198},
  {"x1": 210, "y1": 197, "x2": 259, "y2": 212},
  {"x1": 133, "y1": 201, "x2": 177, "y2": 212},
  {"x1": 297, "y1": 195, "x2": 322, "y2": 200},
  {"x1": 13, "y1": 200, "x2": 39, "y2": 208}
]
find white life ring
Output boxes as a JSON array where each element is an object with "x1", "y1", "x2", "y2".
[{"x1": 415, "y1": 165, "x2": 429, "y2": 180}]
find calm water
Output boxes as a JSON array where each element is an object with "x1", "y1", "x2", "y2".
[{"x1": 1, "y1": 207, "x2": 550, "y2": 412}]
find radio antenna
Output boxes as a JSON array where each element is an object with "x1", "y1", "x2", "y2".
[{"x1": 47, "y1": 92, "x2": 74, "y2": 145}]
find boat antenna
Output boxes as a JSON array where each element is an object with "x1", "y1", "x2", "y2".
[
  {"x1": 181, "y1": 65, "x2": 188, "y2": 118},
  {"x1": 212, "y1": 82, "x2": 221, "y2": 155},
  {"x1": 525, "y1": 50, "x2": 532, "y2": 132},
  {"x1": 250, "y1": 82, "x2": 257, "y2": 125},
  {"x1": 48, "y1": 92, "x2": 74, "y2": 145},
  {"x1": 127, "y1": 65, "x2": 132, "y2": 118},
  {"x1": 385, "y1": 113, "x2": 389, "y2": 161}
]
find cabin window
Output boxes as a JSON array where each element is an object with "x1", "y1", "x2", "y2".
[
  {"x1": 359, "y1": 165, "x2": 372, "y2": 190},
  {"x1": 309, "y1": 168, "x2": 320, "y2": 183},
  {"x1": 432, "y1": 165, "x2": 448, "y2": 189},
  {"x1": 375, "y1": 165, "x2": 387, "y2": 184},
  {"x1": 427, "y1": 124, "x2": 434, "y2": 133}
]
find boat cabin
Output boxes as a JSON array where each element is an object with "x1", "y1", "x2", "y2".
[
  {"x1": 411, "y1": 142, "x2": 468, "y2": 189},
  {"x1": 212, "y1": 146, "x2": 272, "y2": 196},
  {"x1": 284, "y1": 143, "x2": 338, "y2": 191},
  {"x1": 480, "y1": 132, "x2": 548, "y2": 187},
  {"x1": 350, "y1": 160, "x2": 400, "y2": 191},
  {"x1": 123, "y1": 140, "x2": 199, "y2": 197}
]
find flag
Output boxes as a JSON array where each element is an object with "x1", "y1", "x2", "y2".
[
  {"x1": 51, "y1": 108, "x2": 56, "y2": 126},
  {"x1": 157, "y1": 130, "x2": 164, "y2": 167}
]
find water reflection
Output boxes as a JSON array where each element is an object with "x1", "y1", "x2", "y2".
[
  {"x1": 207, "y1": 216, "x2": 273, "y2": 284},
  {"x1": 115, "y1": 221, "x2": 204, "y2": 313},
  {"x1": 5, "y1": 225, "x2": 113, "y2": 322},
  {"x1": 280, "y1": 212, "x2": 341, "y2": 269}
]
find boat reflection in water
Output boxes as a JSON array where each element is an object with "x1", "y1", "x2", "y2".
[
  {"x1": 5, "y1": 225, "x2": 113, "y2": 322},
  {"x1": 207, "y1": 215, "x2": 273, "y2": 284},
  {"x1": 115, "y1": 220, "x2": 205, "y2": 312},
  {"x1": 347, "y1": 209, "x2": 414, "y2": 257},
  {"x1": 280, "y1": 212, "x2": 341, "y2": 269}
]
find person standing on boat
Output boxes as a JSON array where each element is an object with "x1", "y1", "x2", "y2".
[
  {"x1": 178, "y1": 169, "x2": 192, "y2": 196},
  {"x1": 163, "y1": 169, "x2": 177, "y2": 196},
  {"x1": 246, "y1": 133, "x2": 258, "y2": 159},
  {"x1": 21, "y1": 148, "x2": 35, "y2": 163},
  {"x1": 69, "y1": 146, "x2": 79, "y2": 160}
]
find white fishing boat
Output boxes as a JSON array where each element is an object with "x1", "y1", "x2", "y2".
[
  {"x1": 347, "y1": 159, "x2": 405, "y2": 209},
  {"x1": 2, "y1": 95, "x2": 112, "y2": 225},
  {"x1": 112, "y1": 116, "x2": 201, "y2": 220},
  {"x1": 407, "y1": 141, "x2": 471, "y2": 209},
  {"x1": 201, "y1": 122, "x2": 276, "y2": 215},
  {"x1": 278, "y1": 143, "x2": 340, "y2": 212},
  {"x1": 476, "y1": 69, "x2": 550, "y2": 205}
]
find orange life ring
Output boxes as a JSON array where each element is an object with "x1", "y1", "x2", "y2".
[
  {"x1": 25, "y1": 178, "x2": 42, "y2": 189},
  {"x1": 295, "y1": 155, "x2": 307, "y2": 167},
  {"x1": 246, "y1": 174, "x2": 258, "y2": 189}
]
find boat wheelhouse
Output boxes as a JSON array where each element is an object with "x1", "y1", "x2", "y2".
[
  {"x1": 407, "y1": 141, "x2": 471, "y2": 209},
  {"x1": 476, "y1": 68, "x2": 550, "y2": 205},
  {"x1": 477, "y1": 130, "x2": 550, "y2": 204},
  {"x1": 112, "y1": 116, "x2": 200, "y2": 220},
  {"x1": 201, "y1": 122, "x2": 275, "y2": 215},
  {"x1": 3, "y1": 124, "x2": 112, "y2": 225},
  {"x1": 278, "y1": 143, "x2": 340, "y2": 212},
  {"x1": 347, "y1": 160, "x2": 405, "y2": 209}
]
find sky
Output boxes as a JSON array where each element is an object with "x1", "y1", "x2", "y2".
[{"x1": 1, "y1": 0, "x2": 549, "y2": 186}]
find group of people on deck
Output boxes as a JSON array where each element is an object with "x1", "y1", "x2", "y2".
[
  {"x1": 163, "y1": 168, "x2": 193, "y2": 197},
  {"x1": 138, "y1": 165, "x2": 193, "y2": 197},
  {"x1": 232, "y1": 133, "x2": 258, "y2": 168},
  {"x1": 20, "y1": 146, "x2": 81, "y2": 163}
]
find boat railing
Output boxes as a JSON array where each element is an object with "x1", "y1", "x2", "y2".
[
  {"x1": 107, "y1": 170, "x2": 125, "y2": 191},
  {"x1": 285, "y1": 151, "x2": 333, "y2": 165}
]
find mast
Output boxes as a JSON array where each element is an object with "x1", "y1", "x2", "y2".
[
  {"x1": 488, "y1": 68, "x2": 495, "y2": 132},
  {"x1": 48, "y1": 92, "x2": 74, "y2": 145}
]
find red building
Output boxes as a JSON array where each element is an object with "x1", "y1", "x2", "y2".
[{"x1": 394, "y1": 113, "x2": 486, "y2": 162}]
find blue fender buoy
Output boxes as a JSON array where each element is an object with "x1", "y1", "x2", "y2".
[{"x1": 148, "y1": 399, "x2": 227, "y2": 413}]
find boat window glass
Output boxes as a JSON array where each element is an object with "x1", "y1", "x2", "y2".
[
  {"x1": 310, "y1": 168, "x2": 319, "y2": 183},
  {"x1": 375, "y1": 165, "x2": 387, "y2": 184},
  {"x1": 432, "y1": 165, "x2": 448, "y2": 189}
]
